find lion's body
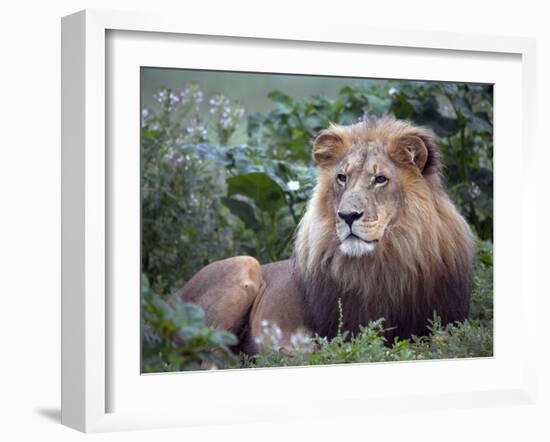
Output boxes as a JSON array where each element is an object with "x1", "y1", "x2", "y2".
[{"x1": 171, "y1": 117, "x2": 474, "y2": 352}]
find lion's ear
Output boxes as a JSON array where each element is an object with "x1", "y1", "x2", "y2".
[
  {"x1": 391, "y1": 133, "x2": 439, "y2": 174},
  {"x1": 313, "y1": 129, "x2": 346, "y2": 167}
]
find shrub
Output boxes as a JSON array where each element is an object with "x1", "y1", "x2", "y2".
[
  {"x1": 141, "y1": 274, "x2": 238, "y2": 373},
  {"x1": 141, "y1": 86, "x2": 238, "y2": 295}
]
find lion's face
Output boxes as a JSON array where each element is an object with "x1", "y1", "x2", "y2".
[
  {"x1": 330, "y1": 142, "x2": 402, "y2": 256},
  {"x1": 312, "y1": 120, "x2": 432, "y2": 258}
]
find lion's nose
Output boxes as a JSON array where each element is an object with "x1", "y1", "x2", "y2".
[{"x1": 338, "y1": 210, "x2": 363, "y2": 227}]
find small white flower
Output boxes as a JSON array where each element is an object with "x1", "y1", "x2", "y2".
[
  {"x1": 179, "y1": 90, "x2": 190, "y2": 101},
  {"x1": 469, "y1": 182, "x2": 481, "y2": 198},
  {"x1": 153, "y1": 90, "x2": 167, "y2": 103},
  {"x1": 287, "y1": 180, "x2": 300, "y2": 191},
  {"x1": 254, "y1": 336, "x2": 264, "y2": 345},
  {"x1": 388, "y1": 87, "x2": 398, "y2": 96},
  {"x1": 194, "y1": 90, "x2": 204, "y2": 103},
  {"x1": 273, "y1": 325, "x2": 282, "y2": 341}
]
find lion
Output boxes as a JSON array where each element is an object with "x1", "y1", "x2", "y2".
[{"x1": 171, "y1": 116, "x2": 474, "y2": 353}]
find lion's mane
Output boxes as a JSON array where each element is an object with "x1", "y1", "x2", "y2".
[{"x1": 294, "y1": 117, "x2": 474, "y2": 340}]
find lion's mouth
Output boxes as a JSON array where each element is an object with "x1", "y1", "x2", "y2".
[
  {"x1": 348, "y1": 233, "x2": 378, "y2": 244},
  {"x1": 339, "y1": 234, "x2": 378, "y2": 257}
]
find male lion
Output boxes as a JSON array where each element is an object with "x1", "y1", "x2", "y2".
[{"x1": 171, "y1": 116, "x2": 474, "y2": 352}]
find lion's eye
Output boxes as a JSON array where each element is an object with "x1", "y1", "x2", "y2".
[
  {"x1": 374, "y1": 175, "x2": 388, "y2": 184},
  {"x1": 337, "y1": 174, "x2": 347, "y2": 184}
]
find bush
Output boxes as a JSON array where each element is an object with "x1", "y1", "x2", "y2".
[
  {"x1": 239, "y1": 318, "x2": 492, "y2": 369},
  {"x1": 141, "y1": 87, "x2": 237, "y2": 295},
  {"x1": 141, "y1": 274, "x2": 238, "y2": 372}
]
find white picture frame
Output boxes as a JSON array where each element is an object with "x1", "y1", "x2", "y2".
[{"x1": 61, "y1": 9, "x2": 537, "y2": 433}]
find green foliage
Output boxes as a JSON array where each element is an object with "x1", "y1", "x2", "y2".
[
  {"x1": 238, "y1": 319, "x2": 415, "y2": 369},
  {"x1": 248, "y1": 81, "x2": 493, "y2": 240},
  {"x1": 141, "y1": 88, "x2": 238, "y2": 294},
  {"x1": 470, "y1": 239, "x2": 494, "y2": 322},
  {"x1": 208, "y1": 94, "x2": 245, "y2": 145},
  {"x1": 237, "y1": 316, "x2": 492, "y2": 369},
  {"x1": 247, "y1": 84, "x2": 392, "y2": 162},
  {"x1": 389, "y1": 82, "x2": 493, "y2": 239},
  {"x1": 141, "y1": 274, "x2": 238, "y2": 373},
  {"x1": 221, "y1": 144, "x2": 315, "y2": 261},
  {"x1": 227, "y1": 172, "x2": 286, "y2": 215}
]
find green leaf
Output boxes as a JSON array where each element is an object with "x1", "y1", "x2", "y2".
[
  {"x1": 173, "y1": 301, "x2": 205, "y2": 325},
  {"x1": 470, "y1": 112, "x2": 493, "y2": 134},
  {"x1": 338, "y1": 85, "x2": 354, "y2": 95},
  {"x1": 221, "y1": 196, "x2": 260, "y2": 231},
  {"x1": 227, "y1": 172, "x2": 286, "y2": 215},
  {"x1": 453, "y1": 96, "x2": 473, "y2": 119},
  {"x1": 177, "y1": 325, "x2": 200, "y2": 341},
  {"x1": 247, "y1": 112, "x2": 265, "y2": 137},
  {"x1": 304, "y1": 115, "x2": 324, "y2": 131},
  {"x1": 366, "y1": 95, "x2": 391, "y2": 115},
  {"x1": 441, "y1": 84, "x2": 459, "y2": 95},
  {"x1": 211, "y1": 329, "x2": 239, "y2": 347},
  {"x1": 390, "y1": 93, "x2": 415, "y2": 119},
  {"x1": 268, "y1": 90, "x2": 294, "y2": 105},
  {"x1": 268, "y1": 90, "x2": 294, "y2": 114}
]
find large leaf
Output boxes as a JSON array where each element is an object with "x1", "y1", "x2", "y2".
[
  {"x1": 227, "y1": 172, "x2": 286, "y2": 215},
  {"x1": 470, "y1": 112, "x2": 493, "y2": 134},
  {"x1": 268, "y1": 90, "x2": 294, "y2": 105},
  {"x1": 453, "y1": 96, "x2": 473, "y2": 119},
  {"x1": 172, "y1": 301, "x2": 205, "y2": 326},
  {"x1": 389, "y1": 92, "x2": 415, "y2": 119},
  {"x1": 268, "y1": 90, "x2": 294, "y2": 114},
  {"x1": 366, "y1": 94, "x2": 392, "y2": 116},
  {"x1": 247, "y1": 112, "x2": 265, "y2": 138},
  {"x1": 221, "y1": 196, "x2": 260, "y2": 231}
]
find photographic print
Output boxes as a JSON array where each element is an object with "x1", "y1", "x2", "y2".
[{"x1": 140, "y1": 68, "x2": 493, "y2": 373}]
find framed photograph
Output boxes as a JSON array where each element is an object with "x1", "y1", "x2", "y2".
[{"x1": 61, "y1": 9, "x2": 537, "y2": 433}]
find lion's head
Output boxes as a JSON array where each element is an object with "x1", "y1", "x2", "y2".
[{"x1": 295, "y1": 116, "x2": 474, "y2": 340}]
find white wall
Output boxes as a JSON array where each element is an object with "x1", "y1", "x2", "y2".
[{"x1": 0, "y1": 1, "x2": 548, "y2": 440}]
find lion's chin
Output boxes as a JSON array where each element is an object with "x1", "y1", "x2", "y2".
[{"x1": 339, "y1": 236, "x2": 377, "y2": 257}]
